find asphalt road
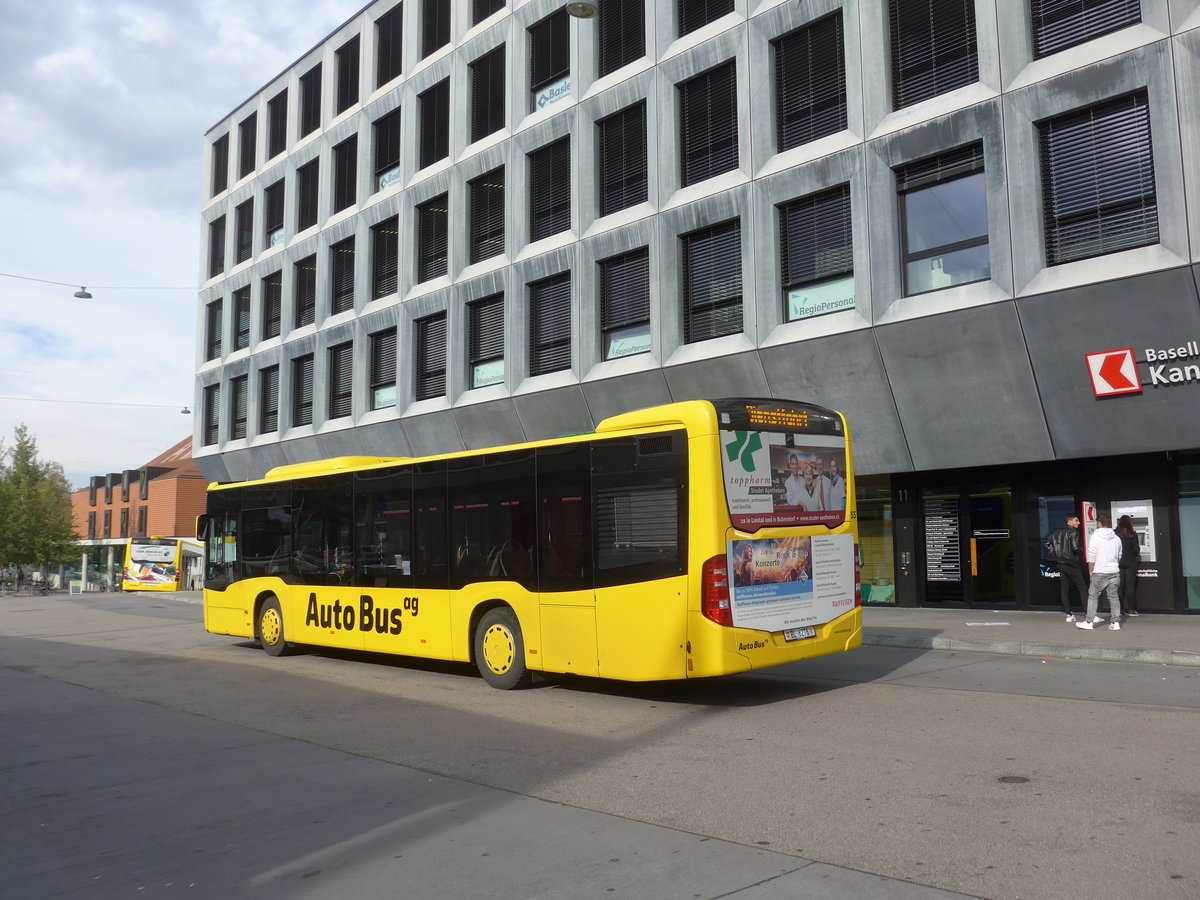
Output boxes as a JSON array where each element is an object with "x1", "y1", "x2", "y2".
[{"x1": 2, "y1": 592, "x2": 1198, "y2": 899}]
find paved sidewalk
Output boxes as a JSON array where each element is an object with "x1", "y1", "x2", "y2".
[{"x1": 863, "y1": 605, "x2": 1200, "y2": 667}]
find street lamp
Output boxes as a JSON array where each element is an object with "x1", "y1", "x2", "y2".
[
  {"x1": 74, "y1": 286, "x2": 93, "y2": 299},
  {"x1": 565, "y1": 2, "x2": 598, "y2": 17}
]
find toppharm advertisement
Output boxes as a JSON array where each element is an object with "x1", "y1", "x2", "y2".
[{"x1": 720, "y1": 428, "x2": 848, "y2": 531}]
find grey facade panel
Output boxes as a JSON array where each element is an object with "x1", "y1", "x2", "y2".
[
  {"x1": 876, "y1": 302, "x2": 1054, "y2": 471},
  {"x1": 581, "y1": 369, "x2": 672, "y2": 423},
  {"x1": 452, "y1": 398, "x2": 528, "y2": 450},
  {"x1": 661, "y1": 350, "x2": 770, "y2": 401},
  {"x1": 758, "y1": 330, "x2": 912, "y2": 476},
  {"x1": 512, "y1": 385, "x2": 596, "y2": 441},
  {"x1": 1018, "y1": 266, "x2": 1200, "y2": 458}
]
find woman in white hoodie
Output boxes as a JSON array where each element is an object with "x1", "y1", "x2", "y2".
[{"x1": 1077, "y1": 511, "x2": 1122, "y2": 631}]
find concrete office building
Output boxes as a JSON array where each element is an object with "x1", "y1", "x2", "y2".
[{"x1": 195, "y1": 0, "x2": 1200, "y2": 614}]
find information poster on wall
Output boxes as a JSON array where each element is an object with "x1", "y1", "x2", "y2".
[
  {"x1": 727, "y1": 533, "x2": 855, "y2": 632},
  {"x1": 1109, "y1": 499, "x2": 1156, "y2": 563}
]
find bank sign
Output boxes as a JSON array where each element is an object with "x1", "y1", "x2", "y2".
[{"x1": 1086, "y1": 340, "x2": 1200, "y2": 398}]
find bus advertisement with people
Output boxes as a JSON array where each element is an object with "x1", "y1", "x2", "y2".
[
  {"x1": 123, "y1": 537, "x2": 184, "y2": 591},
  {"x1": 198, "y1": 398, "x2": 861, "y2": 688}
]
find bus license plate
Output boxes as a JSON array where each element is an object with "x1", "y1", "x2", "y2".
[{"x1": 783, "y1": 626, "x2": 816, "y2": 642}]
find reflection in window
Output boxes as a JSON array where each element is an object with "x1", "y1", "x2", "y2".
[{"x1": 897, "y1": 143, "x2": 988, "y2": 295}]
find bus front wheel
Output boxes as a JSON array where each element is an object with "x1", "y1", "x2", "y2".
[
  {"x1": 258, "y1": 596, "x2": 289, "y2": 657},
  {"x1": 474, "y1": 608, "x2": 531, "y2": 690}
]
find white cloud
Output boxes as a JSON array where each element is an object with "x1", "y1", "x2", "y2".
[{"x1": 0, "y1": 0, "x2": 362, "y2": 488}]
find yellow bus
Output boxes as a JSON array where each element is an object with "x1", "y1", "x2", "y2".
[
  {"x1": 123, "y1": 537, "x2": 184, "y2": 591},
  {"x1": 199, "y1": 398, "x2": 861, "y2": 688}
]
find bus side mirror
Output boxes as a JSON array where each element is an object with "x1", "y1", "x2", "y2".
[{"x1": 196, "y1": 515, "x2": 209, "y2": 542}]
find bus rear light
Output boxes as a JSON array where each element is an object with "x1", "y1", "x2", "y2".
[
  {"x1": 701, "y1": 553, "x2": 733, "y2": 626},
  {"x1": 854, "y1": 542, "x2": 862, "y2": 608}
]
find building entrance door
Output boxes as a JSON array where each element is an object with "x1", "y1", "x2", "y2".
[{"x1": 919, "y1": 484, "x2": 1015, "y2": 607}]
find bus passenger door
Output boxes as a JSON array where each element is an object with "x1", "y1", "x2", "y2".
[{"x1": 536, "y1": 445, "x2": 598, "y2": 677}]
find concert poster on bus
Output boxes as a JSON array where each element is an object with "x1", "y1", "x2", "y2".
[
  {"x1": 727, "y1": 534, "x2": 856, "y2": 632},
  {"x1": 719, "y1": 428, "x2": 848, "y2": 531}
]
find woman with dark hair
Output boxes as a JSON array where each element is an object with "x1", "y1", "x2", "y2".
[{"x1": 1115, "y1": 515, "x2": 1140, "y2": 617}]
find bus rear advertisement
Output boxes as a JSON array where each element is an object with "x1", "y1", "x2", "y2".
[
  {"x1": 199, "y1": 398, "x2": 861, "y2": 688},
  {"x1": 123, "y1": 537, "x2": 183, "y2": 591}
]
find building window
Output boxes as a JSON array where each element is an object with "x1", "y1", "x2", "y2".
[
  {"x1": 470, "y1": 45, "x2": 506, "y2": 143},
  {"x1": 415, "y1": 312, "x2": 447, "y2": 400},
  {"x1": 897, "y1": 142, "x2": 988, "y2": 295},
  {"x1": 103, "y1": 509, "x2": 112, "y2": 539},
  {"x1": 87, "y1": 511, "x2": 96, "y2": 540},
  {"x1": 474, "y1": 0, "x2": 504, "y2": 25},
  {"x1": 268, "y1": 89, "x2": 288, "y2": 159},
  {"x1": 262, "y1": 271, "x2": 282, "y2": 339},
  {"x1": 468, "y1": 293, "x2": 504, "y2": 388},
  {"x1": 372, "y1": 216, "x2": 399, "y2": 299},
  {"x1": 599, "y1": 0, "x2": 645, "y2": 78},
  {"x1": 139, "y1": 470, "x2": 148, "y2": 501},
  {"x1": 330, "y1": 237, "x2": 356, "y2": 315},
  {"x1": 529, "y1": 272, "x2": 571, "y2": 376},
  {"x1": 328, "y1": 341, "x2": 353, "y2": 419},
  {"x1": 292, "y1": 354, "x2": 314, "y2": 427},
  {"x1": 233, "y1": 286, "x2": 251, "y2": 349},
  {"x1": 202, "y1": 384, "x2": 221, "y2": 445},
  {"x1": 208, "y1": 216, "x2": 226, "y2": 278},
  {"x1": 119, "y1": 508, "x2": 129, "y2": 539},
  {"x1": 297, "y1": 158, "x2": 319, "y2": 230},
  {"x1": 469, "y1": 167, "x2": 505, "y2": 263},
  {"x1": 598, "y1": 101, "x2": 647, "y2": 217},
  {"x1": 335, "y1": 35, "x2": 360, "y2": 114},
  {"x1": 422, "y1": 0, "x2": 450, "y2": 59},
  {"x1": 419, "y1": 78, "x2": 450, "y2": 169},
  {"x1": 529, "y1": 137, "x2": 570, "y2": 241},
  {"x1": 234, "y1": 198, "x2": 254, "y2": 264},
  {"x1": 259, "y1": 365, "x2": 280, "y2": 434},
  {"x1": 374, "y1": 108, "x2": 402, "y2": 192},
  {"x1": 370, "y1": 327, "x2": 398, "y2": 409},
  {"x1": 780, "y1": 184, "x2": 853, "y2": 322},
  {"x1": 1040, "y1": 91, "x2": 1157, "y2": 266},
  {"x1": 136, "y1": 507, "x2": 147, "y2": 538},
  {"x1": 1031, "y1": 0, "x2": 1140, "y2": 59},
  {"x1": 889, "y1": 0, "x2": 978, "y2": 110},
  {"x1": 599, "y1": 247, "x2": 650, "y2": 359},
  {"x1": 263, "y1": 179, "x2": 285, "y2": 247},
  {"x1": 332, "y1": 135, "x2": 358, "y2": 213},
  {"x1": 211, "y1": 134, "x2": 229, "y2": 197},
  {"x1": 678, "y1": 0, "x2": 732, "y2": 37},
  {"x1": 682, "y1": 219, "x2": 742, "y2": 344},
  {"x1": 238, "y1": 112, "x2": 257, "y2": 179},
  {"x1": 529, "y1": 10, "x2": 569, "y2": 109},
  {"x1": 230, "y1": 375, "x2": 248, "y2": 440},
  {"x1": 294, "y1": 254, "x2": 317, "y2": 327},
  {"x1": 376, "y1": 5, "x2": 404, "y2": 88},
  {"x1": 774, "y1": 12, "x2": 846, "y2": 153},
  {"x1": 299, "y1": 64, "x2": 322, "y2": 138},
  {"x1": 205, "y1": 299, "x2": 223, "y2": 361},
  {"x1": 416, "y1": 193, "x2": 449, "y2": 282},
  {"x1": 678, "y1": 61, "x2": 738, "y2": 187}
]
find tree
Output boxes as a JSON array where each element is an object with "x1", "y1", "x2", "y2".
[{"x1": 0, "y1": 424, "x2": 79, "y2": 570}]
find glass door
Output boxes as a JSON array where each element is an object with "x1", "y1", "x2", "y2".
[{"x1": 919, "y1": 484, "x2": 1014, "y2": 607}]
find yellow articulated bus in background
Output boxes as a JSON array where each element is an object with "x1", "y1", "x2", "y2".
[{"x1": 198, "y1": 398, "x2": 861, "y2": 688}]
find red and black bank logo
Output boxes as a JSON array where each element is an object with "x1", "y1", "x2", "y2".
[{"x1": 1085, "y1": 348, "x2": 1141, "y2": 398}]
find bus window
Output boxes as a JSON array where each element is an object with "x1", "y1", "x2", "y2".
[
  {"x1": 205, "y1": 490, "x2": 239, "y2": 592},
  {"x1": 448, "y1": 450, "x2": 536, "y2": 589},
  {"x1": 241, "y1": 506, "x2": 292, "y2": 580},
  {"x1": 537, "y1": 443, "x2": 592, "y2": 591},
  {"x1": 291, "y1": 476, "x2": 352, "y2": 585},
  {"x1": 353, "y1": 467, "x2": 413, "y2": 588},
  {"x1": 413, "y1": 461, "x2": 447, "y2": 590}
]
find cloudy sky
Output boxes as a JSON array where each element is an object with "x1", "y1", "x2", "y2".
[{"x1": 0, "y1": 0, "x2": 362, "y2": 489}]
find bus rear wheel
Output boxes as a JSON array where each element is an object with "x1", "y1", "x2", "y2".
[
  {"x1": 474, "y1": 608, "x2": 531, "y2": 690},
  {"x1": 258, "y1": 596, "x2": 289, "y2": 657}
]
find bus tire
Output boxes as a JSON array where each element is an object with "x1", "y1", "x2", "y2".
[
  {"x1": 474, "y1": 607, "x2": 531, "y2": 690},
  {"x1": 258, "y1": 596, "x2": 289, "y2": 657}
]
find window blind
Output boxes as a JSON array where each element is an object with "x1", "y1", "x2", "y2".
[
  {"x1": 294, "y1": 254, "x2": 317, "y2": 327},
  {"x1": 529, "y1": 137, "x2": 570, "y2": 241},
  {"x1": 330, "y1": 237, "x2": 355, "y2": 314},
  {"x1": 417, "y1": 193, "x2": 449, "y2": 282},
  {"x1": 259, "y1": 365, "x2": 280, "y2": 433},
  {"x1": 328, "y1": 342, "x2": 353, "y2": 419},
  {"x1": 774, "y1": 12, "x2": 846, "y2": 152},
  {"x1": 598, "y1": 102, "x2": 647, "y2": 216},
  {"x1": 336, "y1": 36, "x2": 360, "y2": 114},
  {"x1": 419, "y1": 79, "x2": 450, "y2": 169},
  {"x1": 679, "y1": 61, "x2": 738, "y2": 187},
  {"x1": 600, "y1": 247, "x2": 649, "y2": 332},
  {"x1": 372, "y1": 216, "x2": 399, "y2": 298},
  {"x1": 376, "y1": 6, "x2": 403, "y2": 88},
  {"x1": 682, "y1": 219, "x2": 742, "y2": 344},
  {"x1": 889, "y1": 0, "x2": 978, "y2": 110},
  {"x1": 416, "y1": 312, "x2": 447, "y2": 399},
  {"x1": 471, "y1": 45, "x2": 506, "y2": 143},
  {"x1": 332, "y1": 135, "x2": 357, "y2": 213},
  {"x1": 469, "y1": 167, "x2": 505, "y2": 263},
  {"x1": 292, "y1": 354, "x2": 314, "y2": 426},
  {"x1": 599, "y1": 0, "x2": 645, "y2": 78},
  {"x1": 1032, "y1": 0, "x2": 1140, "y2": 58},
  {"x1": 779, "y1": 184, "x2": 853, "y2": 290},
  {"x1": 529, "y1": 272, "x2": 571, "y2": 376}
]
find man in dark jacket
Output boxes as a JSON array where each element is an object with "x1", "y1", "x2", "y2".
[{"x1": 1045, "y1": 514, "x2": 1087, "y2": 622}]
